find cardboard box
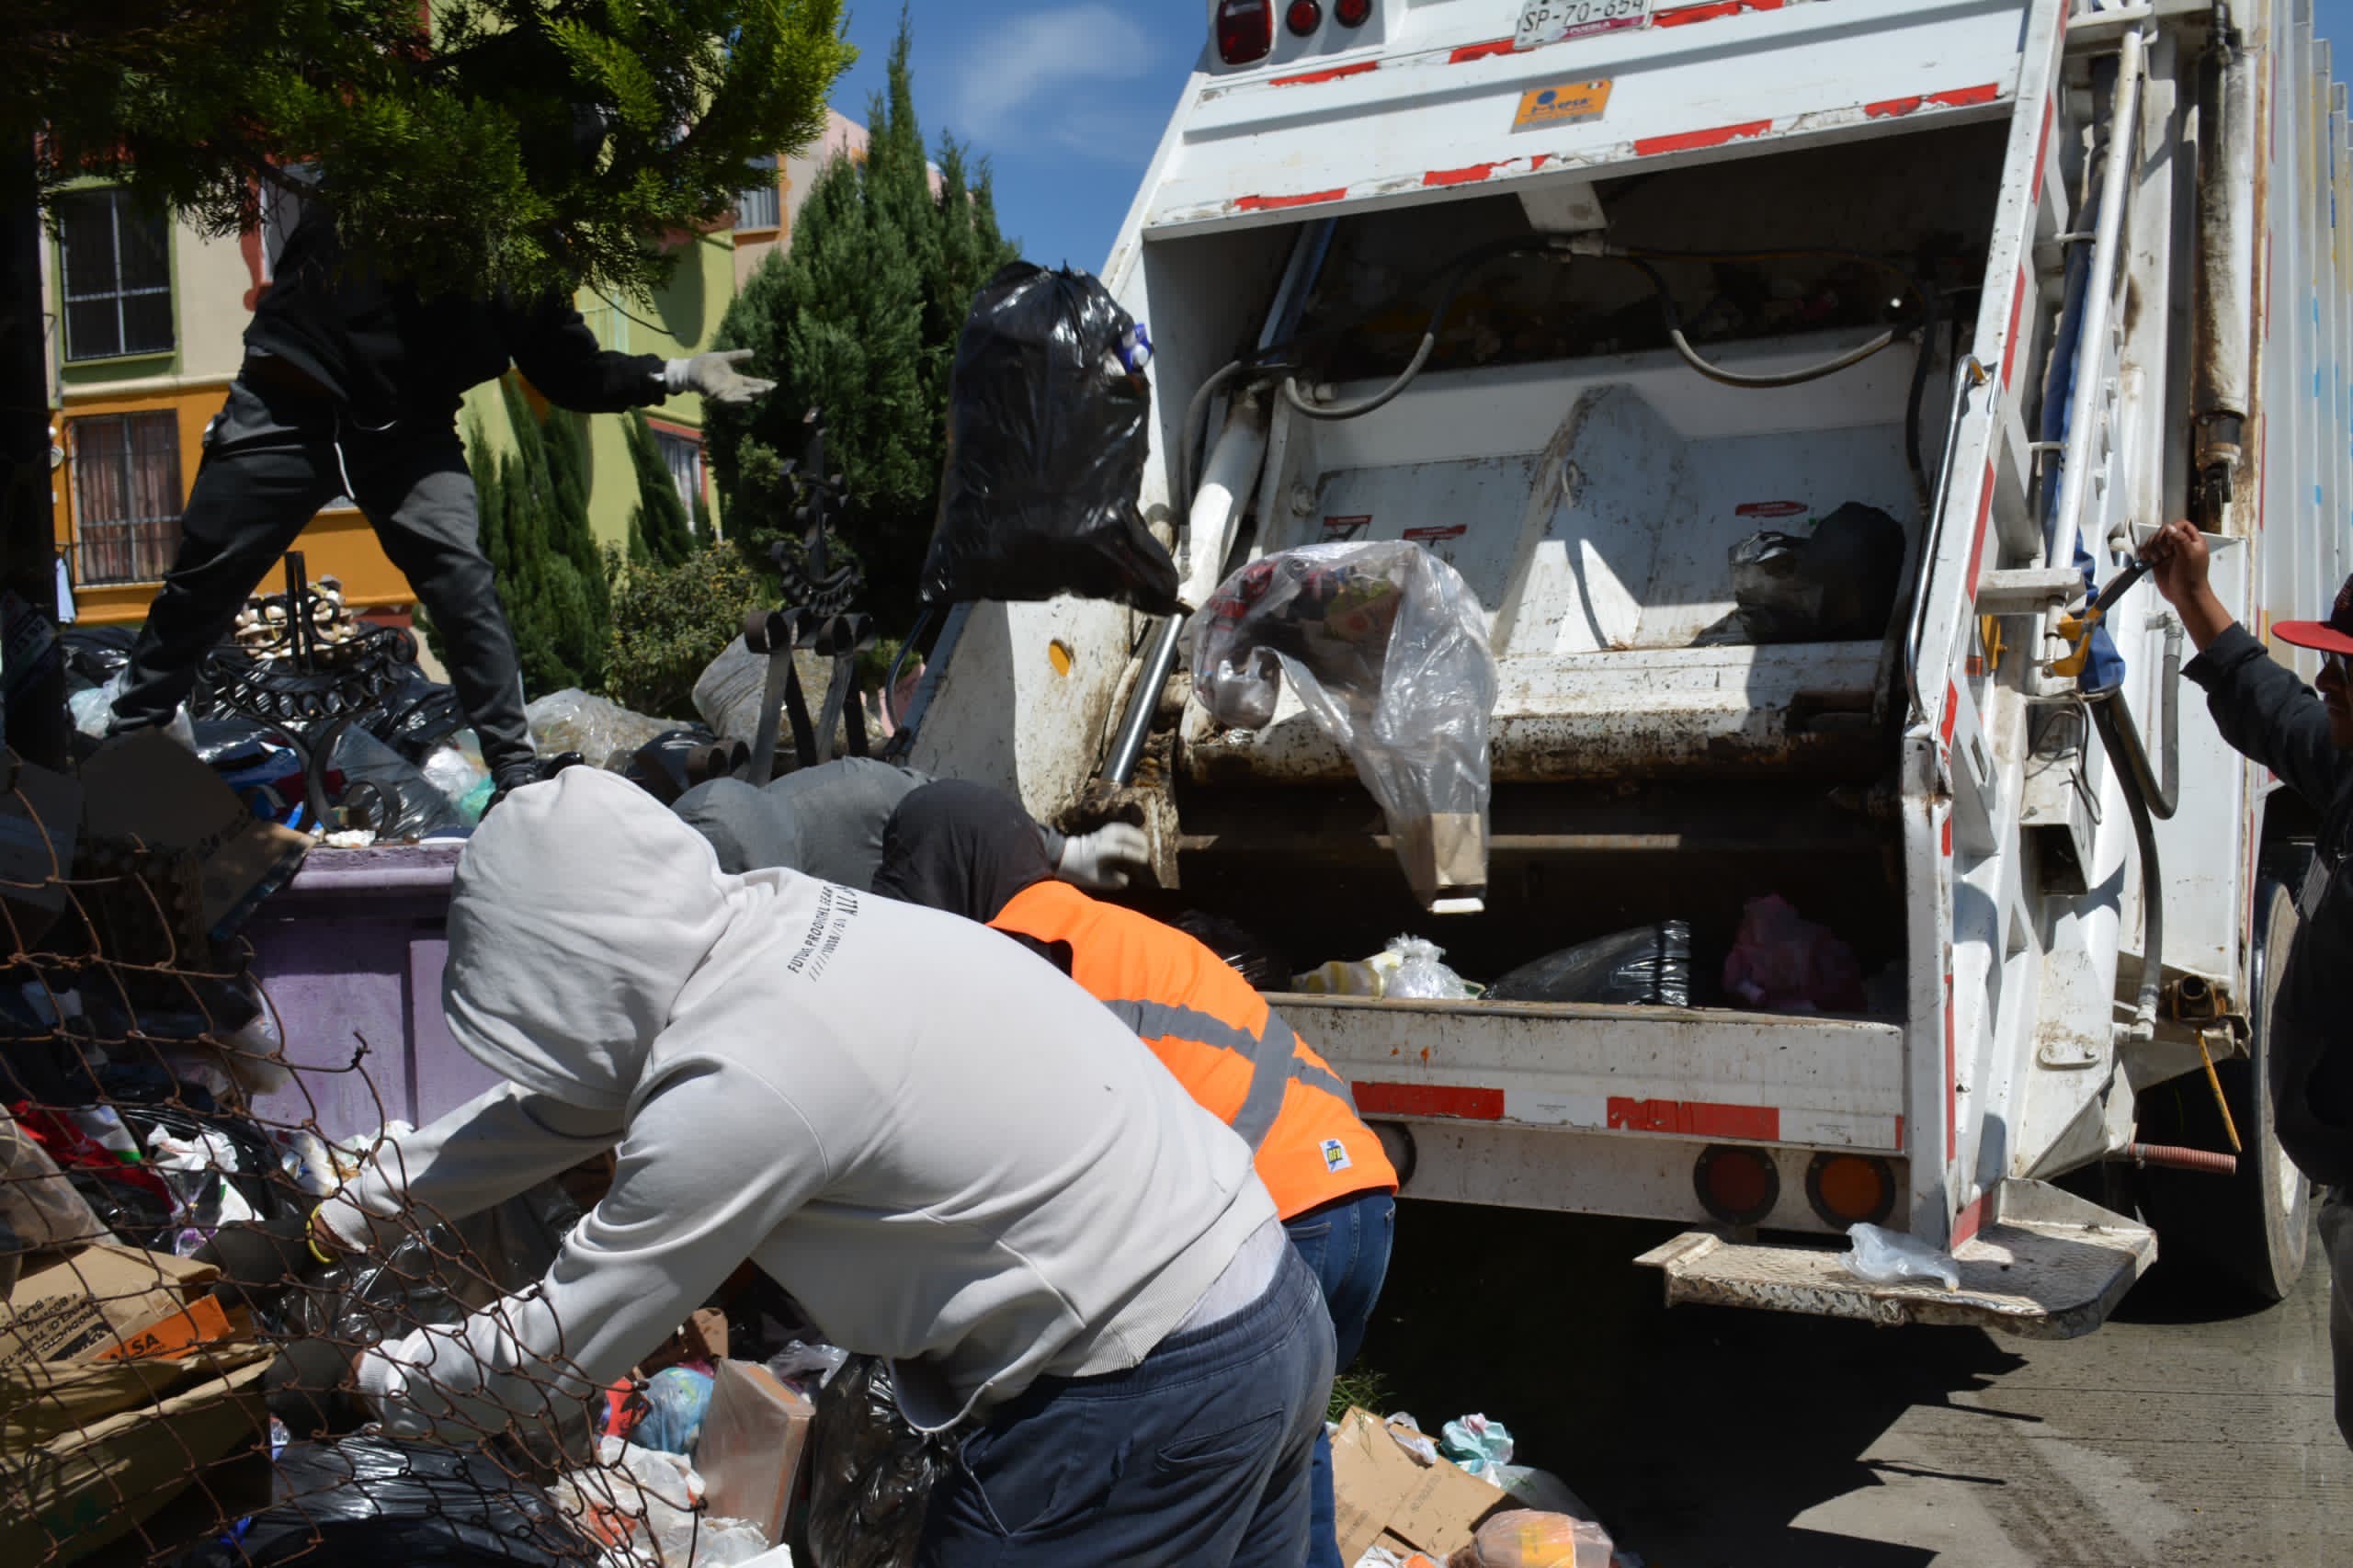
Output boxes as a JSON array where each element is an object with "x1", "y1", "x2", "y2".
[
  {"x1": 0, "y1": 1351, "x2": 270, "y2": 1564},
  {"x1": 699, "y1": 1358, "x2": 817, "y2": 1544},
  {"x1": 80, "y1": 728, "x2": 309, "y2": 931},
  {"x1": 0, "y1": 1245, "x2": 218, "y2": 1368},
  {"x1": 1331, "y1": 1407, "x2": 1512, "y2": 1565}
]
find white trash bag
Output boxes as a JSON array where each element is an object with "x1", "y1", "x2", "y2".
[
  {"x1": 1193, "y1": 542, "x2": 1496, "y2": 911},
  {"x1": 1843, "y1": 1221, "x2": 1961, "y2": 1291}
]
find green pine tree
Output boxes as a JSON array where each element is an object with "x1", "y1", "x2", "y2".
[
  {"x1": 626, "y1": 410, "x2": 697, "y2": 569},
  {"x1": 706, "y1": 13, "x2": 1019, "y2": 629}
]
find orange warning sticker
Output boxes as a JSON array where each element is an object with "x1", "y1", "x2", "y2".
[{"x1": 1512, "y1": 79, "x2": 1613, "y2": 131}]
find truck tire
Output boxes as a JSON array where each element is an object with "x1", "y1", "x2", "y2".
[{"x1": 2140, "y1": 878, "x2": 2313, "y2": 1303}]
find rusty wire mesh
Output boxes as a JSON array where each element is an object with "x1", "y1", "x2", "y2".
[{"x1": 0, "y1": 754, "x2": 757, "y2": 1567}]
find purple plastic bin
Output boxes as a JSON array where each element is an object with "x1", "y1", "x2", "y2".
[{"x1": 244, "y1": 844, "x2": 497, "y2": 1143}]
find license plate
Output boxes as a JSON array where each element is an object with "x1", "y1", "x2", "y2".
[{"x1": 1514, "y1": 0, "x2": 1654, "y2": 50}]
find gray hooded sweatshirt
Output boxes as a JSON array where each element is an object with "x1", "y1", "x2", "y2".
[{"x1": 324, "y1": 767, "x2": 1272, "y2": 1438}]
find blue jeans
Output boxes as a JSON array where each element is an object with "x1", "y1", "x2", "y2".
[
  {"x1": 1285, "y1": 1190, "x2": 1398, "y2": 1568},
  {"x1": 916, "y1": 1243, "x2": 1336, "y2": 1566}
]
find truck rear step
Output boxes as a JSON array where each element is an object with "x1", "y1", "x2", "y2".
[{"x1": 1635, "y1": 1178, "x2": 2154, "y2": 1338}]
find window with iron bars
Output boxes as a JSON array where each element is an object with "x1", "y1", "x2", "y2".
[
  {"x1": 736, "y1": 155, "x2": 781, "y2": 231},
  {"x1": 71, "y1": 411, "x2": 184, "y2": 585},
  {"x1": 57, "y1": 187, "x2": 175, "y2": 362}
]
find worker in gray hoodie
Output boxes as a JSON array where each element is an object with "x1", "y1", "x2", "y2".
[{"x1": 278, "y1": 767, "x2": 1331, "y2": 1563}]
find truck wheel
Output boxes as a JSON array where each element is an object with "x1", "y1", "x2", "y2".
[{"x1": 2141, "y1": 878, "x2": 2313, "y2": 1303}]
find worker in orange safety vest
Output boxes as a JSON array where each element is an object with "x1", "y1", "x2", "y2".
[{"x1": 872, "y1": 779, "x2": 1396, "y2": 1568}]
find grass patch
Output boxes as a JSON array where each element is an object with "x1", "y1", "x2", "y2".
[{"x1": 1329, "y1": 1366, "x2": 1393, "y2": 1425}]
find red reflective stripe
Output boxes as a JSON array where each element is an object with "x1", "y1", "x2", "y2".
[
  {"x1": 1449, "y1": 38, "x2": 1516, "y2": 62},
  {"x1": 1634, "y1": 119, "x2": 1773, "y2": 157},
  {"x1": 1273, "y1": 61, "x2": 1380, "y2": 85},
  {"x1": 1654, "y1": 0, "x2": 1783, "y2": 26},
  {"x1": 1607, "y1": 1097, "x2": 1779, "y2": 1141},
  {"x1": 1951, "y1": 1194, "x2": 1986, "y2": 1244},
  {"x1": 1425, "y1": 161, "x2": 1503, "y2": 187},
  {"x1": 1236, "y1": 188, "x2": 1349, "y2": 211},
  {"x1": 1964, "y1": 460, "x2": 1994, "y2": 595},
  {"x1": 1352, "y1": 1082, "x2": 1505, "y2": 1119},
  {"x1": 1940, "y1": 680, "x2": 1959, "y2": 745},
  {"x1": 2000, "y1": 267, "x2": 2027, "y2": 386},
  {"x1": 1864, "y1": 96, "x2": 1925, "y2": 119},
  {"x1": 1928, "y1": 83, "x2": 2001, "y2": 109},
  {"x1": 2030, "y1": 100, "x2": 2054, "y2": 203}
]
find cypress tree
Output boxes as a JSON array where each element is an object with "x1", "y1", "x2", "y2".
[
  {"x1": 706, "y1": 13, "x2": 1018, "y2": 629},
  {"x1": 626, "y1": 410, "x2": 697, "y2": 569}
]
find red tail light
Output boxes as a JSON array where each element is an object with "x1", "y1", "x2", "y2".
[
  {"x1": 1287, "y1": 0, "x2": 1323, "y2": 35},
  {"x1": 1217, "y1": 0, "x2": 1275, "y2": 64},
  {"x1": 1693, "y1": 1144, "x2": 1779, "y2": 1226},
  {"x1": 1336, "y1": 0, "x2": 1373, "y2": 26},
  {"x1": 1805, "y1": 1153, "x2": 1897, "y2": 1227}
]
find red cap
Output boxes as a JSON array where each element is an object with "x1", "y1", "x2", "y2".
[{"x1": 2273, "y1": 572, "x2": 2353, "y2": 657}]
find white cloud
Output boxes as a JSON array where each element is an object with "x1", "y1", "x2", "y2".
[{"x1": 952, "y1": 5, "x2": 1164, "y2": 162}]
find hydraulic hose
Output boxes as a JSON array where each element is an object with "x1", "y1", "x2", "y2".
[
  {"x1": 1176, "y1": 360, "x2": 1245, "y2": 524},
  {"x1": 879, "y1": 603, "x2": 936, "y2": 732},
  {"x1": 2090, "y1": 691, "x2": 2167, "y2": 1041}
]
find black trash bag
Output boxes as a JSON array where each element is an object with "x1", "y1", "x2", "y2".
[
  {"x1": 806, "y1": 1355, "x2": 955, "y2": 1568},
  {"x1": 1699, "y1": 502, "x2": 1907, "y2": 645},
  {"x1": 360, "y1": 668, "x2": 469, "y2": 763},
  {"x1": 918, "y1": 262, "x2": 1179, "y2": 613},
  {"x1": 1167, "y1": 910, "x2": 1294, "y2": 993},
  {"x1": 332, "y1": 726, "x2": 467, "y2": 841},
  {"x1": 60, "y1": 626, "x2": 137, "y2": 695},
  {"x1": 623, "y1": 727, "x2": 736, "y2": 808},
  {"x1": 1488, "y1": 921, "x2": 1693, "y2": 1007},
  {"x1": 168, "y1": 1436, "x2": 593, "y2": 1567}
]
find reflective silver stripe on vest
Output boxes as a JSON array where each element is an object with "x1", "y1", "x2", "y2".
[{"x1": 1100, "y1": 997, "x2": 1313, "y2": 1151}]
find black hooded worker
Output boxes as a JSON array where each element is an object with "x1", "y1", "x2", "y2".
[
  {"x1": 871, "y1": 779, "x2": 1400, "y2": 1568},
  {"x1": 2144, "y1": 517, "x2": 2353, "y2": 1449},
  {"x1": 106, "y1": 196, "x2": 774, "y2": 804}
]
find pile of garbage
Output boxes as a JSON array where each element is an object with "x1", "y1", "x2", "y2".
[
  {"x1": 1262, "y1": 894, "x2": 1891, "y2": 1016},
  {"x1": 1333, "y1": 1406, "x2": 1640, "y2": 1568}
]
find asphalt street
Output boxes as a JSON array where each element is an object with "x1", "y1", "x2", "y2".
[{"x1": 1361, "y1": 1204, "x2": 2350, "y2": 1566}]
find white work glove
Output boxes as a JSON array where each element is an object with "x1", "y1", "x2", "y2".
[
  {"x1": 1056, "y1": 823, "x2": 1152, "y2": 892},
  {"x1": 665, "y1": 349, "x2": 776, "y2": 406}
]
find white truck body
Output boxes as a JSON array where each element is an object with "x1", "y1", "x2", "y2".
[{"x1": 903, "y1": 0, "x2": 2347, "y2": 1333}]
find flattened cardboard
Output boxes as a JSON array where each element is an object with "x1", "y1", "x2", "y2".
[
  {"x1": 79, "y1": 729, "x2": 308, "y2": 929},
  {"x1": 699, "y1": 1358, "x2": 816, "y2": 1544},
  {"x1": 1330, "y1": 1407, "x2": 1511, "y2": 1564},
  {"x1": 0, "y1": 1245, "x2": 217, "y2": 1368}
]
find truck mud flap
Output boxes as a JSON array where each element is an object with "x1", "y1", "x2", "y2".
[{"x1": 1634, "y1": 1179, "x2": 2154, "y2": 1339}]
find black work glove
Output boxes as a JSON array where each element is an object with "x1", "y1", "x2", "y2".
[
  {"x1": 264, "y1": 1335, "x2": 367, "y2": 1440},
  {"x1": 194, "y1": 1210, "x2": 326, "y2": 1310}
]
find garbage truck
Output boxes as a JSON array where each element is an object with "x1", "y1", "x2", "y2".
[{"x1": 882, "y1": 0, "x2": 2347, "y2": 1335}]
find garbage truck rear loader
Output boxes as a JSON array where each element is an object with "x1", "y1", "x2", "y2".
[{"x1": 900, "y1": 0, "x2": 2347, "y2": 1333}]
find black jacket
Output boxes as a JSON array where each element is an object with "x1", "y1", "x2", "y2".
[
  {"x1": 2184, "y1": 621, "x2": 2353, "y2": 1187},
  {"x1": 244, "y1": 201, "x2": 667, "y2": 427}
]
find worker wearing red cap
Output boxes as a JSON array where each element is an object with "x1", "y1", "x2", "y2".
[{"x1": 2146, "y1": 517, "x2": 2353, "y2": 1449}]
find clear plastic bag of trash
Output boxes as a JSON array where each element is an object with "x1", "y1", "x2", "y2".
[
  {"x1": 1448, "y1": 1509, "x2": 1616, "y2": 1568},
  {"x1": 1488, "y1": 922, "x2": 1692, "y2": 1006},
  {"x1": 526, "y1": 687, "x2": 676, "y2": 771},
  {"x1": 551, "y1": 1435, "x2": 773, "y2": 1567},
  {"x1": 1438, "y1": 1413, "x2": 1514, "y2": 1483},
  {"x1": 1194, "y1": 542, "x2": 1497, "y2": 909},
  {"x1": 806, "y1": 1356, "x2": 954, "y2": 1568},
  {"x1": 1692, "y1": 503, "x2": 1907, "y2": 646},
  {"x1": 330, "y1": 724, "x2": 467, "y2": 841},
  {"x1": 1297, "y1": 937, "x2": 1474, "y2": 1001},
  {"x1": 1723, "y1": 895, "x2": 1866, "y2": 1013},
  {"x1": 918, "y1": 262, "x2": 1179, "y2": 613},
  {"x1": 693, "y1": 640, "x2": 776, "y2": 744},
  {"x1": 1844, "y1": 1221, "x2": 1961, "y2": 1291},
  {"x1": 419, "y1": 728, "x2": 491, "y2": 824},
  {"x1": 766, "y1": 1338, "x2": 851, "y2": 1396}
]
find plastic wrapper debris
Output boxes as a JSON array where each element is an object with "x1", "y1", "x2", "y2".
[
  {"x1": 1487, "y1": 923, "x2": 1692, "y2": 1007},
  {"x1": 171, "y1": 1435, "x2": 597, "y2": 1567},
  {"x1": 765, "y1": 1338, "x2": 850, "y2": 1396},
  {"x1": 1388, "y1": 937, "x2": 1476, "y2": 1000},
  {"x1": 1844, "y1": 1221, "x2": 1961, "y2": 1291},
  {"x1": 67, "y1": 677, "x2": 119, "y2": 740},
  {"x1": 528, "y1": 688, "x2": 677, "y2": 772},
  {"x1": 918, "y1": 261, "x2": 1179, "y2": 613},
  {"x1": 694, "y1": 642, "x2": 774, "y2": 745},
  {"x1": 1168, "y1": 910, "x2": 1294, "y2": 992},
  {"x1": 806, "y1": 1355, "x2": 953, "y2": 1568},
  {"x1": 1439, "y1": 1413, "x2": 1514, "y2": 1484},
  {"x1": 330, "y1": 725, "x2": 468, "y2": 842},
  {"x1": 1722, "y1": 895, "x2": 1866, "y2": 1013},
  {"x1": 1195, "y1": 542, "x2": 1497, "y2": 908},
  {"x1": 144, "y1": 1121, "x2": 257, "y2": 1253},
  {"x1": 638, "y1": 1364, "x2": 715, "y2": 1455},
  {"x1": 1382, "y1": 1411, "x2": 1442, "y2": 1467},
  {"x1": 420, "y1": 729, "x2": 492, "y2": 825},
  {"x1": 1448, "y1": 1510, "x2": 1616, "y2": 1568},
  {"x1": 554, "y1": 1435, "x2": 773, "y2": 1568},
  {"x1": 1693, "y1": 503, "x2": 1907, "y2": 646}
]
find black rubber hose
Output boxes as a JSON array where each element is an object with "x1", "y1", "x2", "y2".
[{"x1": 2091, "y1": 694, "x2": 2165, "y2": 1028}]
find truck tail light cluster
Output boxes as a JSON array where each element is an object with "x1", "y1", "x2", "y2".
[
  {"x1": 1336, "y1": 0, "x2": 1373, "y2": 25},
  {"x1": 1693, "y1": 1143, "x2": 1779, "y2": 1226},
  {"x1": 1287, "y1": 0, "x2": 1322, "y2": 36},
  {"x1": 1216, "y1": 0, "x2": 1274, "y2": 63},
  {"x1": 1806, "y1": 1152, "x2": 1897, "y2": 1227}
]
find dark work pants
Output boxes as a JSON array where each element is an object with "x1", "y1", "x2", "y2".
[
  {"x1": 1285, "y1": 1189, "x2": 1397, "y2": 1568},
  {"x1": 112, "y1": 380, "x2": 535, "y2": 775},
  {"x1": 916, "y1": 1244, "x2": 1335, "y2": 1568}
]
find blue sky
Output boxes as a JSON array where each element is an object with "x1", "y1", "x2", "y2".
[{"x1": 831, "y1": 3, "x2": 2353, "y2": 277}]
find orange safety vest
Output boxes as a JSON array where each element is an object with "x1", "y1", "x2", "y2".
[{"x1": 992, "y1": 881, "x2": 1397, "y2": 1219}]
